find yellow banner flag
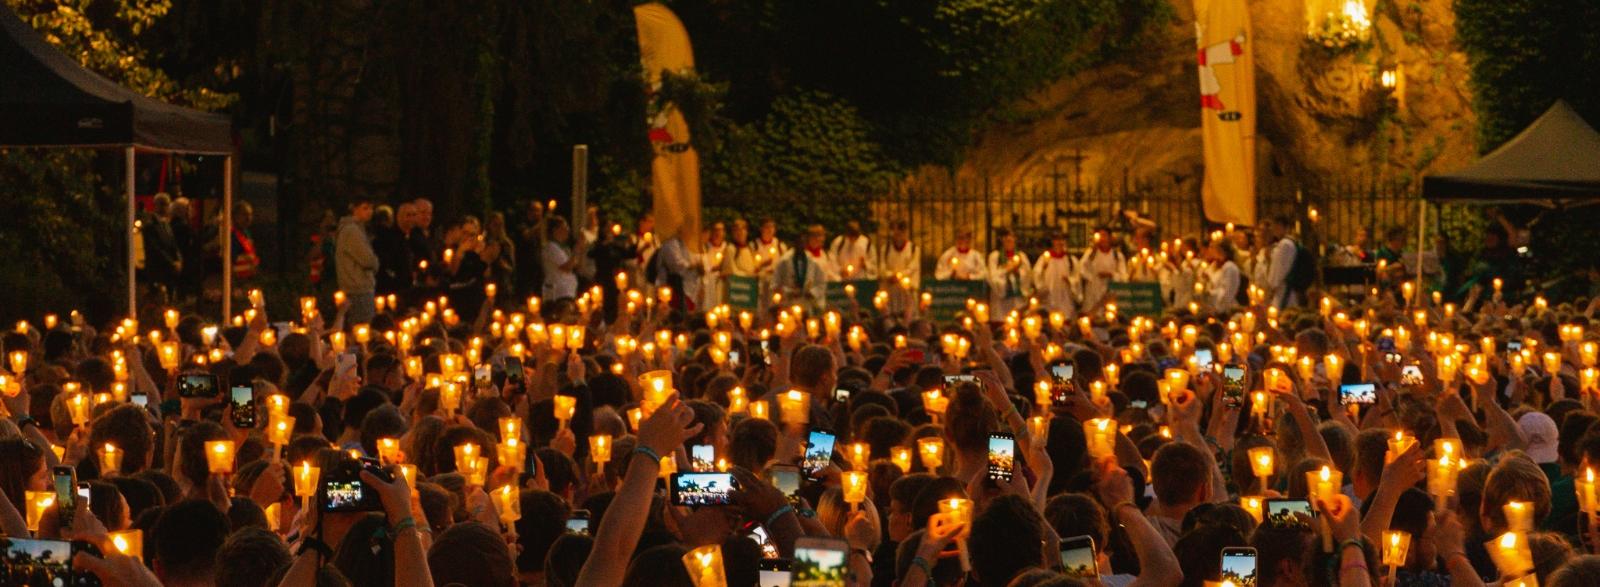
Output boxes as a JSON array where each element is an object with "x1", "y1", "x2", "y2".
[
  {"x1": 635, "y1": 2, "x2": 702, "y2": 249},
  {"x1": 1195, "y1": 0, "x2": 1256, "y2": 227}
]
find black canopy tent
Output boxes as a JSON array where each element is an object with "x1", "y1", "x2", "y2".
[
  {"x1": 1413, "y1": 101, "x2": 1600, "y2": 299},
  {"x1": 1423, "y1": 101, "x2": 1600, "y2": 206},
  {"x1": 0, "y1": 4, "x2": 236, "y2": 318}
]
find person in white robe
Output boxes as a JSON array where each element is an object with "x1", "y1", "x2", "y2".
[
  {"x1": 878, "y1": 220, "x2": 921, "y2": 320},
  {"x1": 1032, "y1": 233, "x2": 1079, "y2": 317},
  {"x1": 1078, "y1": 229, "x2": 1127, "y2": 310},
  {"x1": 699, "y1": 221, "x2": 731, "y2": 308},
  {"x1": 771, "y1": 225, "x2": 838, "y2": 313},
  {"x1": 935, "y1": 229, "x2": 986, "y2": 281},
  {"x1": 986, "y1": 228, "x2": 1032, "y2": 319},
  {"x1": 828, "y1": 220, "x2": 875, "y2": 281}
]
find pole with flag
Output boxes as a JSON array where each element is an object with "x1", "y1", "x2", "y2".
[
  {"x1": 634, "y1": 2, "x2": 703, "y2": 250},
  {"x1": 1195, "y1": 0, "x2": 1256, "y2": 227}
]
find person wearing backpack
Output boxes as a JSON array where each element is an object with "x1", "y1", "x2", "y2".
[{"x1": 1262, "y1": 214, "x2": 1313, "y2": 309}]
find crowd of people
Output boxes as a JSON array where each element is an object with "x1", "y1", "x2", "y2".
[{"x1": 9, "y1": 200, "x2": 1598, "y2": 587}]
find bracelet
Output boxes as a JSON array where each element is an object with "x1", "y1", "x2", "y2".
[
  {"x1": 296, "y1": 537, "x2": 333, "y2": 559},
  {"x1": 1341, "y1": 561, "x2": 1369, "y2": 573},
  {"x1": 392, "y1": 516, "x2": 418, "y2": 534},
  {"x1": 765, "y1": 504, "x2": 795, "y2": 528},
  {"x1": 1339, "y1": 538, "x2": 1366, "y2": 553},
  {"x1": 632, "y1": 445, "x2": 662, "y2": 463},
  {"x1": 14, "y1": 415, "x2": 35, "y2": 430},
  {"x1": 910, "y1": 556, "x2": 934, "y2": 577},
  {"x1": 797, "y1": 506, "x2": 817, "y2": 519}
]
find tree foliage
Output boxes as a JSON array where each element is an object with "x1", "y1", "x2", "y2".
[
  {"x1": 0, "y1": 0, "x2": 234, "y2": 321},
  {"x1": 1455, "y1": 0, "x2": 1600, "y2": 151}
]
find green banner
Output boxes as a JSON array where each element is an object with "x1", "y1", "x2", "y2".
[
  {"x1": 923, "y1": 279, "x2": 988, "y2": 321},
  {"x1": 825, "y1": 279, "x2": 879, "y2": 309},
  {"x1": 727, "y1": 275, "x2": 760, "y2": 310},
  {"x1": 1105, "y1": 281, "x2": 1164, "y2": 317}
]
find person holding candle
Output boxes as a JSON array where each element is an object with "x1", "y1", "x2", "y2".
[
  {"x1": 985, "y1": 228, "x2": 1033, "y2": 319},
  {"x1": 933, "y1": 228, "x2": 986, "y2": 282},
  {"x1": 335, "y1": 197, "x2": 380, "y2": 324},
  {"x1": 771, "y1": 225, "x2": 838, "y2": 315},
  {"x1": 1031, "y1": 232, "x2": 1080, "y2": 318}
]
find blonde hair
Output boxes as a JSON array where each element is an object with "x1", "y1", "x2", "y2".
[{"x1": 816, "y1": 487, "x2": 881, "y2": 551}]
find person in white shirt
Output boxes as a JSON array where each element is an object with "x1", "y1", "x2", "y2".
[
  {"x1": 1079, "y1": 229, "x2": 1127, "y2": 310},
  {"x1": 986, "y1": 228, "x2": 1032, "y2": 318},
  {"x1": 627, "y1": 213, "x2": 658, "y2": 288},
  {"x1": 725, "y1": 219, "x2": 759, "y2": 277},
  {"x1": 699, "y1": 221, "x2": 730, "y2": 308},
  {"x1": 1261, "y1": 214, "x2": 1301, "y2": 309},
  {"x1": 771, "y1": 225, "x2": 838, "y2": 313},
  {"x1": 1032, "y1": 233, "x2": 1078, "y2": 317},
  {"x1": 828, "y1": 220, "x2": 875, "y2": 280},
  {"x1": 1203, "y1": 238, "x2": 1243, "y2": 314},
  {"x1": 655, "y1": 225, "x2": 702, "y2": 313},
  {"x1": 878, "y1": 220, "x2": 920, "y2": 320},
  {"x1": 935, "y1": 229, "x2": 986, "y2": 281},
  {"x1": 1249, "y1": 227, "x2": 1273, "y2": 305},
  {"x1": 752, "y1": 217, "x2": 789, "y2": 309},
  {"x1": 541, "y1": 217, "x2": 583, "y2": 301}
]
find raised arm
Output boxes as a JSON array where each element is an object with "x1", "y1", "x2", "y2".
[
  {"x1": 575, "y1": 394, "x2": 702, "y2": 587},
  {"x1": 1097, "y1": 464, "x2": 1181, "y2": 587}
]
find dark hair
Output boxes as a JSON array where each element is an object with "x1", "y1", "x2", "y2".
[
  {"x1": 729, "y1": 417, "x2": 778, "y2": 472},
  {"x1": 1044, "y1": 493, "x2": 1110, "y2": 549},
  {"x1": 536, "y1": 447, "x2": 580, "y2": 497},
  {"x1": 0, "y1": 438, "x2": 44, "y2": 514},
  {"x1": 1174, "y1": 524, "x2": 1246, "y2": 587},
  {"x1": 333, "y1": 513, "x2": 394, "y2": 586},
  {"x1": 1151, "y1": 442, "x2": 1211, "y2": 506},
  {"x1": 359, "y1": 404, "x2": 408, "y2": 457},
  {"x1": 943, "y1": 384, "x2": 994, "y2": 454},
  {"x1": 544, "y1": 534, "x2": 594, "y2": 587},
  {"x1": 215, "y1": 527, "x2": 292, "y2": 587},
  {"x1": 515, "y1": 489, "x2": 571, "y2": 572},
  {"x1": 89, "y1": 404, "x2": 155, "y2": 476},
  {"x1": 428, "y1": 522, "x2": 515, "y2": 587},
  {"x1": 177, "y1": 421, "x2": 229, "y2": 489},
  {"x1": 86, "y1": 481, "x2": 127, "y2": 530},
  {"x1": 152, "y1": 499, "x2": 230, "y2": 580},
  {"x1": 969, "y1": 494, "x2": 1047, "y2": 586},
  {"x1": 790, "y1": 345, "x2": 835, "y2": 389},
  {"x1": 109, "y1": 475, "x2": 164, "y2": 521},
  {"x1": 341, "y1": 386, "x2": 391, "y2": 433},
  {"x1": 1251, "y1": 525, "x2": 1311, "y2": 587},
  {"x1": 621, "y1": 544, "x2": 692, "y2": 587}
]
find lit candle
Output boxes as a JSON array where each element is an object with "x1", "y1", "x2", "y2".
[
  {"x1": 377, "y1": 437, "x2": 402, "y2": 465},
  {"x1": 1579, "y1": 467, "x2": 1600, "y2": 517},
  {"x1": 1382, "y1": 530, "x2": 1412, "y2": 581},
  {"x1": 847, "y1": 442, "x2": 871, "y2": 471},
  {"x1": 25, "y1": 491, "x2": 53, "y2": 532},
  {"x1": 397, "y1": 464, "x2": 417, "y2": 490},
  {"x1": 205, "y1": 440, "x2": 236, "y2": 474},
  {"x1": 294, "y1": 462, "x2": 321, "y2": 500},
  {"x1": 1387, "y1": 431, "x2": 1416, "y2": 464},
  {"x1": 268, "y1": 414, "x2": 296, "y2": 452},
  {"x1": 1306, "y1": 465, "x2": 1342, "y2": 551},
  {"x1": 590, "y1": 435, "x2": 613, "y2": 464},
  {"x1": 939, "y1": 497, "x2": 975, "y2": 570},
  {"x1": 779, "y1": 390, "x2": 810, "y2": 425},
  {"x1": 918, "y1": 437, "x2": 945, "y2": 471},
  {"x1": 496, "y1": 485, "x2": 521, "y2": 524},
  {"x1": 1240, "y1": 496, "x2": 1264, "y2": 523},
  {"x1": 892, "y1": 446, "x2": 913, "y2": 473},
  {"x1": 1028, "y1": 416, "x2": 1050, "y2": 445},
  {"x1": 100, "y1": 443, "x2": 123, "y2": 475},
  {"x1": 1503, "y1": 500, "x2": 1533, "y2": 533},
  {"x1": 1489, "y1": 531, "x2": 1533, "y2": 578},
  {"x1": 109, "y1": 529, "x2": 144, "y2": 559},
  {"x1": 1427, "y1": 455, "x2": 1458, "y2": 510},
  {"x1": 1085, "y1": 418, "x2": 1116, "y2": 461},
  {"x1": 66, "y1": 393, "x2": 90, "y2": 427},
  {"x1": 638, "y1": 370, "x2": 674, "y2": 416},
  {"x1": 454, "y1": 443, "x2": 480, "y2": 475},
  {"x1": 439, "y1": 383, "x2": 462, "y2": 415},
  {"x1": 843, "y1": 470, "x2": 868, "y2": 508},
  {"x1": 1248, "y1": 446, "x2": 1275, "y2": 490},
  {"x1": 681, "y1": 544, "x2": 727, "y2": 587}
]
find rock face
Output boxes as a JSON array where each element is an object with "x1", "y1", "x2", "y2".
[{"x1": 912, "y1": 0, "x2": 1477, "y2": 210}]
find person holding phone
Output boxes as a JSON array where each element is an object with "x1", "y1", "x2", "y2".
[{"x1": 1042, "y1": 464, "x2": 1183, "y2": 587}]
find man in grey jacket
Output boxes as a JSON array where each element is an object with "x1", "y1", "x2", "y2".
[{"x1": 336, "y1": 197, "x2": 379, "y2": 323}]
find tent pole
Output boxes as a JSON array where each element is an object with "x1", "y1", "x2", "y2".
[
  {"x1": 1416, "y1": 198, "x2": 1427, "y2": 305},
  {"x1": 126, "y1": 147, "x2": 137, "y2": 318},
  {"x1": 222, "y1": 155, "x2": 233, "y2": 321}
]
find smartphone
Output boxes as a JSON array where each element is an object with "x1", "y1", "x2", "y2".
[
  {"x1": 1194, "y1": 348, "x2": 1215, "y2": 370},
  {"x1": 1376, "y1": 337, "x2": 1396, "y2": 353},
  {"x1": 504, "y1": 357, "x2": 524, "y2": 384},
  {"x1": 1264, "y1": 499, "x2": 1314, "y2": 530},
  {"x1": 833, "y1": 388, "x2": 850, "y2": 403},
  {"x1": 1506, "y1": 340, "x2": 1523, "y2": 352},
  {"x1": 1338, "y1": 383, "x2": 1377, "y2": 406},
  {"x1": 566, "y1": 510, "x2": 591, "y2": 535},
  {"x1": 473, "y1": 364, "x2": 492, "y2": 389},
  {"x1": 1059, "y1": 535, "x2": 1098, "y2": 578},
  {"x1": 2, "y1": 537, "x2": 75, "y2": 584},
  {"x1": 1221, "y1": 547, "x2": 1258, "y2": 587},
  {"x1": 988, "y1": 433, "x2": 1016, "y2": 483},
  {"x1": 53, "y1": 465, "x2": 76, "y2": 510},
  {"x1": 76, "y1": 483, "x2": 91, "y2": 507},
  {"x1": 768, "y1": 464, "x2": 801, "y2": 497},
  {"x1": 1050, "y1": 363, "x2": 1074, "y2": 384},
  {"x1": 320, "y1": 457, "x2": 390, "y2": 512},
  {"x1": 691, "y1": 444, "x2": 716, "y2": 472},
  {"x1": 669, "y1": 472, "x2": 738, "y2": 507},
  {"x1": 802, "y1": 430, "x2": 837, "y2": 480},
  {"x1": 943, "y1": 374, "x2": 977, "y2": 389},
  {"x1": 792, "y1": 537, "x2": 850, "y2": 587},
  {"x1": 1222, "y1": 366, "x2": 1246, "y2": 408},
  {"x1": 229, "y1": 385, "x2": 256, "y2": 428},
  {"x1": 176, "y1": 373, "x2": 219, "y2": 398},
  {"x1": 131, "y1": 392, "x2": 149, "y2": 408},
  {"x1": 759, "y1": 559, "x2": 793, "y2": 587},
  {"x1": 1401, "y1": 365, "x2": 1424, "y2": 386},
  {"x1": 728, "y1": 350, "x2": 742, "y2": 370}
]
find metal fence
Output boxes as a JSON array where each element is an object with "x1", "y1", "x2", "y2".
[{"x1": 868, "y1": 173, "x2": 1421, "y2": 263}]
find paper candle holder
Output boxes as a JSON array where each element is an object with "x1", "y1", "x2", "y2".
[
  {"x1": 846, "y1": 442, "x2": 871, "y2": 471},
  {"x1": 1085, "y1": 418, "x2": 1116, "y2": 461},
  {"x1": 918, "y1": 437, "x2": 945, "y2": 471},
  {"x1": 205, "y1": 440, "x2": 236, "y2": 474},
  {"x1": 842, "y1": 471, "x2": 868, "y2": 506},
  {"x1": 25, "y1": 491, "x2": 53, "y2": 532},
  {"x1": 682, "y1": 544, "x2": 727, "y2": 587},
  {"x1": 501, "y1": 416, "x2": 525, "y2": 443},
  {"x1": 454, "y1": 443, "x2": 481, "y2": 474},
  {"x1": 268, "y1": 414, "x2": 296, "y2": 447},
  {"x1": 294, "y1": 462, "x2": 321, "y2": 497},
  {"x1": 496, "y1": 485, "x2": 521, "y2": 524},
  {"x1": 109, "y1": 530, "x2": 144, "y2": 559},
  {"x1": 1240, "y1": 496, "x2": 1264, "y2": 524},
  {"x1": 892, "y1": 447, "x2": 913, "y2": 473},
  {"x1": 590, "y1": 435, "x2": 613, "y2": 464},
  {"x1": 1487, "y1": 532, "x2": 1534, "y2": 579},
  {"x1": 499, "y1": 439, "x2": 526, "y2": 474},
  {"x1": 1382, "y1": 531, "x2": 1412, "y2": 568},
  {"x1": 100, "y1": 443, "x2": 123, "y2": 474},
  {"x1": 779, "y1": 390, "x2": 810, "y2": 425},
  {"x1": 377, "y1": 437, "x2": 402, "y2": 465}
]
